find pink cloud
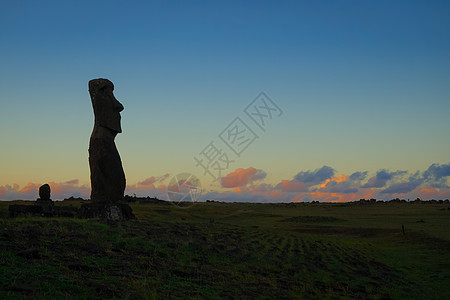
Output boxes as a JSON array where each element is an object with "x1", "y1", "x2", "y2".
[
  {"x1": 47, "y1": 180, "x2": 90, "y2": 198},
  {"x1": 385, "y1": 185, "x2": 450, "y2": 201},
  {"x1": 276, "y1": 180, "x2": 308, "y2": 192},
  {"x1": 65, "y1": 179, "x2": 79, "y2": 185},
  {"x1": 0, "y1": 180, "x2": 89, "y2": 201},
  {"x1": 221, "y1": 167, "x2": 267, "y2": 188},
  {"x1": 415, "y1": 186, "x2": 445, "y2": 199},
  {"x1": 125, "y1": 174, "x2": 171, "y2": 199},
  {"x1": 138, "y1": 176, "x2": 157, "y2": 186},
  {"x1": 125, "y1": 184, "x2": 167, "y2": 199},
  {"x1": 138, "y1": 173, "x2": 170, "y2": 187}
]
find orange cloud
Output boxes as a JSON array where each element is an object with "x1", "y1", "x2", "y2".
[
  {"x1": 221, "y1": 167, "x2": 266, "y2": 188},
  {"x1": 290, "y1": 185, "x2": 378, "y2": 203},
  {"x1": 320, "y1": 174, "x2": 348, "y2": 188},
  {"x1": 291, "y1": 193, "x2": 304, "y2": 202},
  {"x1": 275, "y1": 172, "x2": 380, "y2": 203},
  {"x1": 20, "y1": 182, "x2": 41, "y2": 194},
  {"x1": 277, "y1": 180, "x2": 308, "y2": 192},
  {"x1": 232, "y1": 186, "x2": 247, "y2": 193},
  {"x1": 416, "y1": 186, "x2": 438, "y2": 199}
]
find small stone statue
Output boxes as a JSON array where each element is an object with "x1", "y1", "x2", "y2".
[
  {"x1": 38, "y1": 184, "x2": 51, "y2": 200},
  {"x1": 35, "y1": 183, "x2": 54, "y2": 214},
  {"x1": 9, "y1": 183, "x2": 79, "y2": 218}
]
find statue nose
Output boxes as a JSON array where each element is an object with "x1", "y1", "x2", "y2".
[{"x1": 114, "y1": 98, "x2": 124, "y2": 112}]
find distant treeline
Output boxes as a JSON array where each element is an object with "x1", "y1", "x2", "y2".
[
  {"x1": 62, "y1": 195, "x2": 450, "y2": 205},
  {"x1": 355, "y1": 198, "x2": 449, "y2": 204}
]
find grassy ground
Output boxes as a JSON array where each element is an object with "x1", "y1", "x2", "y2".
[{"x1": 0, "y1": 200, "x2": 449, "y2": 299}]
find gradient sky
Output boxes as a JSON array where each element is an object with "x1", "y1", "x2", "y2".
[{"x1": 1, "y1": 0, "x2": 449, "y2": 202}]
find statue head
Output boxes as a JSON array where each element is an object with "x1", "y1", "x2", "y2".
[
  {"x1": 39, "y1": 184, "x2": 51, "y2": 200},
  {"x1": 89, "y1": 78, "x2": 124, "y2": 133}
]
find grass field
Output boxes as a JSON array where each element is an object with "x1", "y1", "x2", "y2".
[{"x1": 0, "y1": 200, "x2": 449, "y2": 299}]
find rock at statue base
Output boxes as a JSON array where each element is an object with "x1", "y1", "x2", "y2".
[{"x1": 78, "y1": 203, "x2": 134, "y2": 221}]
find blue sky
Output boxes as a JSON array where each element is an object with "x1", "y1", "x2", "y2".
[{"x1": 1, "y1": 0, "x2": 449, "y2": 201}]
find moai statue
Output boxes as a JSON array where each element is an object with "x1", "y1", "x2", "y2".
[
  {"x1": 82, "y1": 79, "x2": 133, "y2": 220},
  {"x1": 88, "y1": 78, "x2": 126, "y2": 203}
]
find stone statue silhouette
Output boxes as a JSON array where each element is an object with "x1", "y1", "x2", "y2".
[
  {"x1": 88, "y1": 78, "x2": 126, "y2": 204},
  {"x1": 38, "y1": 184, "x2": 51, "y2": 200}
]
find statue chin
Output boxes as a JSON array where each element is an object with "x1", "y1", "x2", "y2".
[
  {"x1": 96, "y1": 113, "x2": 122, "y2": 134},
  {"x1": 103, "y1": 123, "x2": 122, "y2": 134},
  {"x1": 95, "y1": 125, "x2": 120, "y2": 137}
]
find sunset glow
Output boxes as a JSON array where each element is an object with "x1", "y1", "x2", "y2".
[{"x1": 1, "y1": 1, "x2": 449, "y2": 203}]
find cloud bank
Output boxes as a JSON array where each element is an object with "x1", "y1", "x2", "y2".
[
  {"x1": 210, "y1": 163, "x2": 450, "y2": 203},
  {"x1": 1, "y1": 164, "x2": 449, "y2": 203}
]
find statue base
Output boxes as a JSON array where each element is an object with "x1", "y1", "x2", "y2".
[{"x1": 78, "y1": 203, "x2": 134, "y2": 221}]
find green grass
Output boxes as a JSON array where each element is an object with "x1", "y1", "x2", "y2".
[{"x1": 0, "y1": 200, "x2": 449, "y2": 299}]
